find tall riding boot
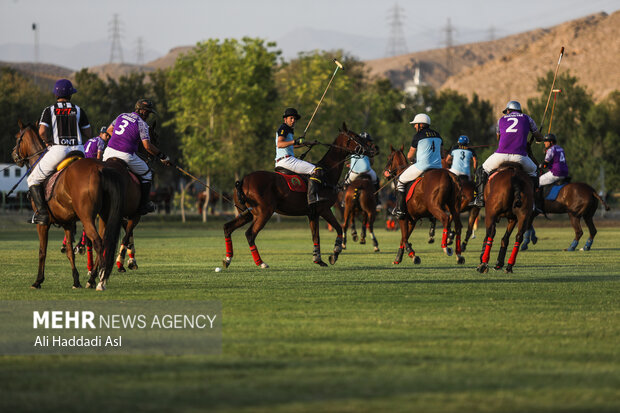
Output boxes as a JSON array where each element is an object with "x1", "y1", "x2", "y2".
[
  {"x1": 393, "y1": 190, "x2": 407, "y2": 219},
  {"x1": 470, "y1": 168, "x2": 488, "y2": 207},
  {"x1": 138, "y1": 182, "x2": 156, "y2": 215},
  {"x1": 374, "y1": 181, "x2": 382, "y2": 208},
  {"x1": 531, "y1": 176, "x2": 544, "y2": 214},
  {"x1": 28, "y1": 184, "x2": 50, "y2": 225}
]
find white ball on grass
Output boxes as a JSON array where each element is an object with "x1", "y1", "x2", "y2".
[{"x1": 214, "y1": 267, "x2": 222, "y2": 273}]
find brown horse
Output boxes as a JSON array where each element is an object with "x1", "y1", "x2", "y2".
[
  {"x1": 223, "y1": 124, "x2": 377, "y2": 268},
  {"x1": 12, "y1": 121, "x2": 123, "y2": 290},
  {"x1": 477, "y1": 163, "x2": 534, "y2": 273},
  {"x1": 522, "y1": 182, "x2": 611, "y2": 251},
  {"x1": 384, "y1": 145, "x2": 464, "y2": 265},
  {"x1": 341, "y1": 175, "x2": 379, "y2": 252}
]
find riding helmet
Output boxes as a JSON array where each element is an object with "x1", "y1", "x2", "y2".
[
  {"x1": 503, "y1": 100, "x2": 522, "y2": 114},
  {"x1": 359, "y1": 132, "x2": 373, "y2": 141},
  {"x1": 54, "y1": 79, "x2": 77, "y2": 98},
  {"x1": 457, "y1": 135, "x2": 469, "y2": 146},
  {"x1": 544, "y1": 133, "x2": 557, "y2": 144},
  {"x1": 283, "y1": 107, "x2": 301, "y2": 120},
  {"x1": 135, "y1": 99, "x2": 157, "y2": 115},
  {"x1": 99, "y1": 126, "x2": 108, "y2": 134},
  {"x1": 410, "y1": 113, "x2": 431, "y2": 125}
]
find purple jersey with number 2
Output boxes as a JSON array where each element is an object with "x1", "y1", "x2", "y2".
[
  {"x1": 495, "y1": 112, "x2": 538, "y2": 156},
  {"x1": 106, "y1": 112, "x2": 150, "y2": 154}
]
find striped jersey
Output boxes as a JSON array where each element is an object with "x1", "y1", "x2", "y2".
[{"x1": 39, "y1": 102, "x2": 90, "y2": 146}]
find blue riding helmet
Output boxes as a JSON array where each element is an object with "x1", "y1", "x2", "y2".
[
  {"x1": 457, "y1": 135, "x2": 469, "y2": 146},
  {"x1": 54, "y1": 79, "x2": 77, "y2": 97},
  {"x1": 100, "y1": 126, "x2": 108, "y2": 134},
  {"x1": 543, "y1": 133, "x2": 557, "y2": 144},
  {"x1": 359, "y1": 132, "x2": 373, "y2": 141}
]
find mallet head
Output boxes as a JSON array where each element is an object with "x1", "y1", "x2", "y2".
[{"x1": 333, "y1": 59, "x2": 344, "y2": 70}]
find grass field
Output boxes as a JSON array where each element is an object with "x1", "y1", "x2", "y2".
[{"x1": 1, "y1": 213, "x2": 619, "y2": 412}]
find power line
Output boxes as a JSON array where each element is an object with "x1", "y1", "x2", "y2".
[
  {"x1": 385, "y1": 3, "x2": 408, "y2": 57},
  {"x1": 109, "y1": 14, "x2": 124, "y2": 64},
  {"x1": 442, "y1": 18, "x2": 455, "y2": 75},
  {"x1": 136, "y1": 37, "x2": 145, "y2": 65}
]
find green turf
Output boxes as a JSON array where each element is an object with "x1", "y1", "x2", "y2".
[{"x1": 0, "y1": 213, "x2": 619, "y2": 412}]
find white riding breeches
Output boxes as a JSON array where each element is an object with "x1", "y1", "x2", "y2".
[
  {"x1": 482, "y1": 153, "x2": 537, "y2": 177},
  {"x1": 346, "y1": 169, "x2": 378, "y2": 185},
  {"x1": 103, "y1": 147, "x2": 152, "y2": 182},
  {"x1": 396, "y1": 163, "x2": 424, "y2": 191},
  {"x1": 27, "y1": 144, "x2": 84, "y2": 186},
  {"x1": 275, "y1": 156, "x2": 316, "y2": 175},
  {"x1": 448, "y1": 168, "x2": 469, "y2": 178},
  {"x1": 539, "y1": 171, "x2": 565, "y2": 186}
]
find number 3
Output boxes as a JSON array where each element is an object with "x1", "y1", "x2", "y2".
[{"x1": 115, "y1": 120, "x2": 129, "y2": 135}]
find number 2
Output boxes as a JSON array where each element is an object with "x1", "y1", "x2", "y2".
[{"x1": 506, "y1": 117, "x2": 519, "y2": 133}]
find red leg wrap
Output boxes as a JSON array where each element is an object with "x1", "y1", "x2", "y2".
[
  {"x1": 81, "y1": 230, "x2": 86, "y2": 244},
  {"x1": 250, "y1": 246, "x2": 263, "y2": 266},
  {"x1": 455, "y1": 235, "x2": 462, "y2": 255},
  {"x1": 482, "y1": 237, "x2": 493, "y2": 263},
  {"x1": 508, "y1": 242, "x2": 520, "y2": 265},
  {"x1": 225, "y1": 237, "x2": 233, "y2": 258},
  {"x1": 87, "y1": 247, "x2": 93, "y2": 271},
  {"x1": 129, "y1": 252, "x2": 135, "y2": 259},
  {"x1": 441, "y1": 228, "x2": 448, "y2": 248}
]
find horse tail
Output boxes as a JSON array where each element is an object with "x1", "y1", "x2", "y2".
[
  {"x1": 100, "y1": 167, "x2": 124, "y2": 277},
  {"x1": 447, "y1": 172, "x2": 463, "y2": 214},
  {"x1": 511, "y1": 172, "x2": 524, "y2": 209},
  {"x1": 235, "y1": 179, "x2": 249, "y2": 207},
  {"x1": 592, "y1": 188, "x2": 611, "y2": 211}
]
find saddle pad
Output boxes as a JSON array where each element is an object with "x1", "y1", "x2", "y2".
[
  {"x1": 45, "y1": 170, "x2": 64, "y2": 201},
  {"x1": 275, "y1": 172, "x2": 307, "y2": 192},
  {"x1": 405, "y1": 177, "x2": 423, "y2": 202},
  {"x1": 545, "y1": 184, "x2": 566, "y2": 201},
  {"x1": 128, "y1": 170, "x2": 140, "y2": 186}
]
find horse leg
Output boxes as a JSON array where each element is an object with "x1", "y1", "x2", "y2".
[
  {"x1": 84, "y1": 220, "x2": 104, "y2": 289},
  {"x1": 505, "y1": 215, "x2": 530, "y2": 273},
  {"x1": 222, "y1": 210, "x2": 253, "y2": 268},
  {"x1": 308, "y1": 216, "x2": 328, "y2": 267},
  {"x1": 477, "y1": 214, "x2": 497, "y2": 274},
  {"x1": 451, "y1": 206, "x2": 465, "y2": 265},
  {"x1": 116, "y1": 221, "x2": 129, "y2": 272},
  {"x1": 368, "y1": 210, "x2": 379, "y2": 252},
  {"x1": 462, "y1": 207, "x2": 480, "y2": 252},
  {"x1": 494, "y1": 219, "x2": 516, "y2": 270},
  {"x1": 342, "y1": 203, "x2": 351, "y2": 250},
  {"x1": 127, "y1": 234, "x2": 138, "y2": 270},
  {"x1": 581, "y1": 213, "x2": 597, "y2": 251},
  {"x1": 32, "y1": 224, "x2": 50, "y2": 289},
  {"x1": 428, "y1": 204, "x2": 453, "y2": 256},
  {"x1": 350, "y1": 212, "x2": 358, "y2": 242},
  {"x1": 428, "y1": 217, "x2": 436, "y2": 244},
  {"x1": 319, "y1": 208, "x2": 344, "y2": 265},
  {"x1": 245, "y1": 210, "x2": 272, "y2": 268},
  {"x1": 360, "y1": 214, "x2": 367, "y2": 245},
  {"x1": 86, "y1": 237, "x2": 93, "y2": 277},
  {"x1": 565, "y1": 214, "x2": 583, "y2": 251},
  {"x1": 63, "y1": 227, "x2": 82, "y2": 289}
]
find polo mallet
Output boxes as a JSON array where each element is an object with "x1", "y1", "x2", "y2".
[
  {"x1": 539, "y1": 46, "x2": 565, "y2": 134},
  {"x1": 547, "y1": 89, "x2": 562, "y2": 134},
  {"x1": 301, "y1": 59, "x2": 344, "y2": 138}
]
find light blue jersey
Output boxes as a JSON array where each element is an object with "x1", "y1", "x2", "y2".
[
  {"x1": 411, "y1": 128, "x2": 443, "y2": 170},
  {"x1": 450, "y1": 148, "x2": 475, "y2": 176},
  {"x1": 275, "y1": 123, "x2": 295, "y2": 160},
  {"x1": 350, "y1": 155, "x2": 371, "y2": 173}
]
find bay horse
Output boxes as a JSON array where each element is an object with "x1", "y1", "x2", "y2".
[
  {"x1": 341, "y1": 174, "x2": 379, "y2": 252},
  {"x1": 223, "y1": 124, "x2": 376, "y2": 268},
  {"x1": 477, "y1": 163, "x2": 534, "y2": 273},
  {"x1": 12, "y1": 121, "x2": 123, "y2": 290},
  {"x1": 521, "y1": 182, "x2": 611, "y2": 251},
  {"x1": 383, "y1": 145, "x2": 464, "y2": 265}
]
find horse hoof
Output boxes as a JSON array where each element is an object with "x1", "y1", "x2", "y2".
[
  {"x1": 461, "y1": 244, "x2": 468, "y2": 252},
  {"x1": 96, "y1": 282, "x2": 106, "y2": 291},
  {"x1": 352, "y1": 234, "x2": 358, "y2": 242},
  {"x1": 443, "y1": 247, "x2": 453, "y2": 256},
  {"x1": 86, "y1": 282, "x2": 95, "y2": 289},
  {"x1": 413, "y1": 256, "x2": 421, "y2": 264},
  {"x1": 128, "y1": 261, "x2": 138, "y2": 270},
  {"x1": 30, "y1": 284, "x2": 41, "y2": 289},
  {"x1": 60, "y1": 246, "x2": 67, "y2": 253},
  {"x1": 260, "y1": 262, "x2": 269, "y2": 269},
  {"x1": 342, "y1": 244, "x2": 347, "y2": 250},
  {"x1": 493, "y1": 265, "x2": 503, "y2": 271},
  {"x1": 504, "y1": 265, "x2": 513, "y2": 273},
  {"x1": 117, "y1": 266, "x2": 126, "y2": 273},
  {"x1": 531, "y1": 236, "x2": 538, "y2": 245},
  {"x1": 223, "y1": 258, "x2": 231, "y2": 268},
  {"x1": 393, "y1": 261, "x2": 401, "y2": 265},
  {"x1": 315, "y1": 260, "x2": 328, "y2": 267},
  {"x1": 329, "y1": 255, "x2": 337, "y2": 265},
  {"x1": 457, "y1": 256, "x2": 465, "y2": 265},
  {"x1": 360, "y1": 239, "x2": 366, "y2": 245},
  {"x1": 521, "y1": 245, "x2": 529, "y2": 251},
  {"x1": 72, "y1": 284, "x2": 82, "y2": 289},
  {"x1": 564, "y1": 247, "x2": 575, "y2": 252},
  {"x1": 374, "y1": 248, "x2": 380, "y2": 253},
  {"x1": 477, "y1": 263, "x2": 488, "y2": 273},
  {"x1": 428, "y1": 238, "x2": 435, "y2": 244}
]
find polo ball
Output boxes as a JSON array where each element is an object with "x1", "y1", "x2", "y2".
[{"x1": 215, "y1": 267, "x2": 222, "y2": 273}]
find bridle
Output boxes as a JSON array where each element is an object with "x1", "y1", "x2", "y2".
[
  {"x1": 383, "y1": 149, "x2": 407, "y2": 179},
  {"x1": 12, "y1": 125, "x2": 47, "y2": 167}
]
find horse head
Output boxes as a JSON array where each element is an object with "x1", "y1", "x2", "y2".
[
  {"x1": 383, "y1": 144, "x2": 407, "y2": 179},
  {"x1": 12, "y1": 120, "x2": 45, "y2": 167},
  {"x1": 334, "y1": 122, "x2": 378, "y2": 157}
]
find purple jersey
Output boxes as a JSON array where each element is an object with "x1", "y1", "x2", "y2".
[
  {"x1": 106, "y1": 112, "x2": 150, "y2": 154},
  {"x1": 495, "y1": 113, "x2": 538, "y2": 156},
  {"x1": 544, "y1": 145, "x2": 569, "y2": 176},
  {"x1": 84, "y1": 136, "x2": 106, "y2": 158}
]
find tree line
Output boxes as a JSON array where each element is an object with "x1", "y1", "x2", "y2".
[{"x1": 1, "y1": 37, "x2": 618, "y2": 194}]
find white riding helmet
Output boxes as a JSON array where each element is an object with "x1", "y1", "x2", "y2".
[
  {"x1": 410, "y1": 113, "x2": 431, "y2": 125},
  {"x1": 503, "y1": 100, "x2": 522, "y2": 114}
]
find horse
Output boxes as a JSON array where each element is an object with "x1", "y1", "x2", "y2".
[
  {"x1": 521, "y1": 182, "x2": 611, "y2": 251},
  {"x1": 476, "y1": 163, "x2": 534, "y2": 274},
  {"x1": 383, "y1": 145, "x2": 464, "y2": 265},
  {"x1": 12, "y1": 121, "x2": 123, "y2": 290},
  {"x1": 341, "y1": 174, "x2": 379, "y2": 252},
  {"x1": 223, "y1": 124, "x2": 377, "y2": 268}
]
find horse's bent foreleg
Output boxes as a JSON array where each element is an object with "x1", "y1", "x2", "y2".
[
  {"x1": 245, "y1": 210, "x2": 271, "y2": 268},
  {"x1": 428, "y1": 217, "x2": 436, "y2": 244},
  {"x1": 222, "y1": 210, "x2": 253, "y2": 268},
  {"x1": 63, "y1": 227, "x2": 81, "y2": 289},
  {"x1": 495, "y1": 219, "x2": 516, "y2": 270},
  {"x1": 84, "y1": 219, "x2": 104, "y2": 289},
  {"x1": 368, "y1": 211, "x2": 379, "y2": 252},
  {"x1": 462, "y1": 207, "x2": 480, "y2": 252}
]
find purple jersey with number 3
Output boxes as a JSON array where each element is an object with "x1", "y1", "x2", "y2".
[
  {"x1": 496, "y1": 112, "x2": 538, "y2": 156},
  {"x1": 106, "y1": 112, "x2": 150, "y2": 154}
]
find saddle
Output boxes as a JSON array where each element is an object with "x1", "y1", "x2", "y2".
[
  {"x1": 105, "y1": 157, "x2": 141, "y2": 186},
  {"x1": 543, "y1": 177, "x2": 571, "y2": 201},
  {"x1": 274, "y1": 167, "x2": 308, "y2": 192},
  {"x1": 405, "y1": 176, "x2": 424, "y2": 202},
  {"x1": 489, "y1": 162, "x2": 524, "y2": 182},
  {"x1": 44, "y1": 152, "x2": 84, "y2": 201}
]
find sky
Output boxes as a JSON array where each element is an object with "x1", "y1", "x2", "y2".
[{"x1": 1, "y1": 0, "x2": 619, "y2": 67}]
